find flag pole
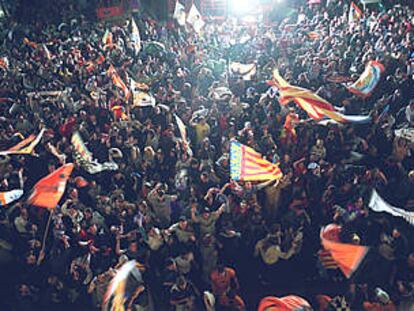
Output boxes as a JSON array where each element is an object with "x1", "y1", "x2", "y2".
[{"x1": 37, "y1": 209, "x2": 54, "y2": 265}]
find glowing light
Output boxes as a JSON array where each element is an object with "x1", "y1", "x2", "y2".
[{"x1": 230, "y1": 0, "x2": 255, "y2": 15}]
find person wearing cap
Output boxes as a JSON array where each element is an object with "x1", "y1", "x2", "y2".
[
  {"x1": 191, "y1": 203, "x2": 225, "y2": 237},
  {"x1": 167, "y1": 216, "x2": 196, "y2": 247},
  {"x1": 147, "y1": 183, "x2": 178, "y2": 228},
  {"x1": 190, "y1": 115, "x2": 210, "y2": 145}
]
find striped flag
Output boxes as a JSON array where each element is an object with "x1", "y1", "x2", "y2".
[
  {"x1": 230, "y1": 141, "x2": 282, "y2": 181},
  {"x1": 272, "y1": 70, "x2": 371, "y2": 124},
  {"x1": 0, "y1": 189, "x2": 24, "y2": 206},
  {"x1": 259, "y1": 295, "x2": 312, "y2": 311},
  {"x1": 107, "y1": 65, "x2": 130, "y2": 101},
  {"x1": 130, "y1": 18, "x2": 141, "y2": 54},
  {"x1": 347, "y1": 61, "x2": 384, "y2": 97},
  {"x1": 27, "y1": 163, "x2": 74, "y2": 209},
  {"x1": 349, "y1": 2, "x2": 363, "y2": 25},
  {"x1": 0, "y1": 129, "x2": 45, "y2": 156},
  {"x1": 320, "y1": 224, "x2": 369, "y2": 278}
]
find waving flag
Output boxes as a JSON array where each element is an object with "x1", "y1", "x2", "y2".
[
  {"x1": 258, "y1": 295, "x2": 312, "y2": 311},
  {"x1": 369, "y1": 190, "x2": 414, "y2": 225},
  {"x1": 102, "y1": 29, "x2": 113, "y2": 50},
  {"x1": 0, "y1": 57, "x2": 9, "y2": 70},
  {"x1": 173, "y1": 1, "x2": 187, "y2": 26},
  {"x1": 130, "y1": 78, "x2": 149, "y2": 92},
  {"x1": 0, "y1": 190, "x2": 24, "y2": 206},
  {"x1": 72, "y1": 132, "x2": 118, "y2": 174},
  {"x1": 107, "y1": 65, "x2": 130, "y2": 101},
  {"x1": 0, "y1": 129, "x2": 45, "y2": 156},
  {"x1": 321, "y1": 224, "x2": 369, "y2": 278},
  {"x1": 187, "y1": 4, "x2": 204, "y2": 33},
  {"x1": 23, "y1": 38, "x2": 39, "y2": 49},
  {"x1": 347, "y1": 61, "x2": 384, "y2": 97},
  {"x1": 230, "y1": 62, "x2": 257, "y2": 81},
  {"x1": 349, "y1": 1, "x2": 363, "y2": 25},
  {"x1": 130, "y1": 18, "x2": 141, "y2": 54},
  {"x1": 132, "y1": 91, "x2": 155, "y2": 108},
  {"x1": 85, "y1": 55, "x2": 105, "y2": 73},
  {"x1": 27, "y1": 163, "x2": 74, "y2": 209},
  {"x1": 230, "y1": 141, "x2": 282, "y2": 181},
  {"x1": 175, "y1": 114, "x2": 192, "y2": 156},
  {"x1": 272, "y1": 70, "x2": 371, "y2": 124}
]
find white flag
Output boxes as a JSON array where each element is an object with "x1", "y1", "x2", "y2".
[
  {"x1": 173, "y1": 1, "x2": 186, "y2": 26},
  {"x1": 130, "y1": 18, "x2": 141, "y2": 54},
  {"x1": 369, "y1": 189, "x2": 414, "y2": 225},
  {"x1": 186, "y1": 4, "x2": 205, "y2": 33},
  {"x1": 0, "y1": 189, "x2": 24, "y2": 206}
]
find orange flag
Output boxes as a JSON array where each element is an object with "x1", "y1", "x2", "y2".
[
  {"x1": 320, "y1": 224, "x2": 369, "y2": 278},
  {"x1": 27, "y1": 163, "x2": 74, "y2": 209},
  {"x1": 107, "y1": 65, "x2": 130, "y2": 101}
]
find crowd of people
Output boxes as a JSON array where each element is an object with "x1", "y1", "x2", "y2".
[{"x1": 0, "y1": 0, "x2": 413, "y2": 310}]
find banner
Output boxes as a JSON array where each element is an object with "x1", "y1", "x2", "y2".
[
  {"x1": 369, "y1": 189, "x2": 414, "y2": 225},
  {"x1": 130, "y1": 18, "x2": 141, "y2": 54},
  {"x1": 186, "y1": 4, "x2": 205, "y2": 33},
  {"x1": 320, "y1": 224, "x2": 369, "y2": 278},
  {"x1": 71, "y1": 132, "x2": 118, "y2": 174},
  {"x1": 347, "y1": 61, "x2": 384, "y2": 97},
  {"x1": 230, "y1": 62, "x2": 257, "y2": 81},
  {"x1": 0, "y1": 57, "x2": 9, "y2": 70},
  {"x1": 272, "y1": 70, "x2": 371, "y2": 123},
  {"x1": 132, "y1": 91, "x2": 155, "y2": 108},
  {"x1": 130, "y1": 78, "x2": 149, "y2": 92},
  {"x1": 0, "y1": 190, "x2": 24, "y2": 206},
  {"x1": 230, "y1": 141, "x2": 283, "y2": 181},
  {"x1": 173, "y1": 1, "x2": 186, "y2": 26},
  {"x1": 258, "y1": 295, "x2": 312, "y2": 311},
  {"x1": 0, "y1": 129, "x2": 45, "y2": 156},
  {"x1": 27, "y1": 163, "x2": 74, "y2": 209}
]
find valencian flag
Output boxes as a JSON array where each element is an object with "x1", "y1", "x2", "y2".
[
  {"x1": 320, "y1": 224, "x2": 369, "y2": 278},
  {"x1": 107, "y1": 65, "x2": 130, "y2": 101},
  {"x1": 347, "y1": 61, "x2": 384, "y2": 97},
  {"x1": 230, "y1": 141, "x2": 282, "y2": 181},
  {"x1": 0, "y1": 190, "x2": 24, "y2": 206},
  {"x1": 258, "y1": 295, "x2": 312, "y2": 311},
  {"x1": 0, "y1": 129, "x2": 45, "y2": 156},
  {"x1": 27, "y1": 163, "x2": 74, "y2": 209},
  {"x1": 272, "y1": 70, "x2": 370, "y2": 124},
  {"x1": 349, "y1": 1, "x2": 363, "y2": 24}
]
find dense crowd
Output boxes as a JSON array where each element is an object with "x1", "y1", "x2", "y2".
[{"x1": 0, "y1": 0, "x2": 413, "y2": 310}]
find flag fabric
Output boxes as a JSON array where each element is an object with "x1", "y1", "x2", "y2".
[
  {"x1": 130, "y1": 78, "x2": 149, "y2": 92},
  {"x1": 71, "y1": 132, "x2": 118, "y2": 174},
  {"x1": 186, "y1": 4, "x2": 205, "y2": 33},
  {"x1": 349, "y1": 2, "x2": 363, "y2": 25},
  {"x1": 272, "y1": 70, "x2": 371, "y2": 124},
  {"x1": 230, "y1": 62, "x2": 257, "y2": 81},
  {"x1": 132, "y1": 91, "x2": 156, "y2": 108},
  {"x1": 394, "y1": 128, "x2": 414, "y2": 143},
  {"x1": 85, "y1": 55, "x2": 105, "y2": 73},
  {"x1": 230, "y1": 141, "x2": 283, "y2": 181},
  {"x1": 27, "y1": 163, "x2": 74, "y2": 209},
  {"x1": 0, "y1": 57, "x2": 9, "y2": 70},
  {"x1": 173, "y1": 1, "x2": 187, "y2": 26},
  {"x1": 174, "y1": 114, "x2": 192, "y2": 156},
  {"x1": 107, "y1": 65, "x2": 130, "y2": 101},
  {"x1": 102, "y1": 30, "x2": 113, "y2": 50},
  {"x1": 347, "y1": 61, "x2": 385, "y2": 97},
  {"x1": 130, "y1": 18, "x2": 141, "y2": 54},
  {"x1": 210, "y1": 86, "x2": 233, "y2": 101},
  {"x1": 369, "y1": 189, "x2": 414, "y2": 225},
  {"x1": 0, "y1": 189, "x2": 24, "y2": 206},
  {"x1": 258, "y1": 295, "x2": 312, "y2": 311},
  {"x1": 103, "y1": 260, "x2": 144, "y2": 311},
  {"x1": 307, "y1": 31, "x2": 320, "y2": 40},
  {"x1": 23, "y1": 38, "x2": 39, "y2": 49},
  {"x1": 320, "y1": 224, "x2": 369, "y2": 278},
  {"x1": 0, "y1": 129, "x2": 45, "y2": 156},
  {"x1": 42, "y1": 44, "x2": 52, "y2": 60}
]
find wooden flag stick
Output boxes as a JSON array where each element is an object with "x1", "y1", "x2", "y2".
[{"x1": 37, "y1": 209, "x2": 54, "y2": 265}]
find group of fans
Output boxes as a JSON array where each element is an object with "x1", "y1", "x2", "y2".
[{"x1": 0, "y1": 0, "x2": 413, "y2": 310}]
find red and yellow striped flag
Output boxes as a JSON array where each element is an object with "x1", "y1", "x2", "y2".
[
  {"x1": 107, "y1": 65, "x2": 130, "y2": 101},
  {"x1": 230, "y1": 141, "x2": 282, "y2": 181},
  {"x1": 0, "y1": 129, "x2": 45, "y2": 156}
]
